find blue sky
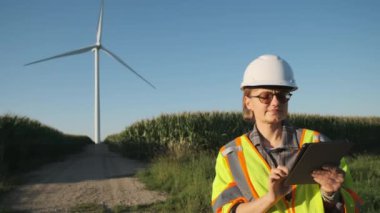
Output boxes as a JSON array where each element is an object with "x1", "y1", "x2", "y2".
[{"x1": 1, "y1": 0, "x2": 379, "y2": 141}]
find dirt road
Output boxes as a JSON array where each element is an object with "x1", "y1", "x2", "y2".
[{"x1": 0, "y1": 143, "x2": 166, "y2": 212}]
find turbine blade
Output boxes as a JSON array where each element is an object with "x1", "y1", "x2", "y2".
[
  {"x1": 25, "y1": 45, "x2": 96, "y2": 66},
  {"x1": 96, "y1": 0, "x2": 104, "y2": 45},
  {"x1": 101, "y1": 46, "x2": 156, "y2": 89}
]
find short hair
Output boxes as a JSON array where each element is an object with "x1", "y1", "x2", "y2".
[{"x1": 242, "y1": 87, "x2": 255, "y2": 122}]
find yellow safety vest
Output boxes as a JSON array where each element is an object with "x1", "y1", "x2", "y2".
[{"x1": 211, "y1": 129, "x2": 363, "y2": 213}]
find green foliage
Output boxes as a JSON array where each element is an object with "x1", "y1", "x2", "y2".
[
  {"x1": 2, "y1": 112, "x2": 376, "y2": 211},
  {"x1": 347, "y1": 155, "x2": 380, "y2": 212},
  {"x1": 106, "y1": 111, "x2": 380, "y2": 212},
  {"x1": 289, "y1": 114, "x2": 380, "y2": 152},
  {"x1": 105, "y1": 112, "x2": 251, "y2": 160},
  {"x1": 105, "y1": 112, "x2": 380, "y2": 160},
  {"x1": 0, "y1": 114, "x2": 93, "y2": 175},
  {"x1": 134, "y1": 152, "x2": 216, "y2": 213},
  {"x1": 131, "y1": 152, "x2": 380, "y2": 213}
]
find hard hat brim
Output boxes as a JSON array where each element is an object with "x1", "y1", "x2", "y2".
[{"x1": 240, "y1": 83, "x2": 298, "y2": 91}]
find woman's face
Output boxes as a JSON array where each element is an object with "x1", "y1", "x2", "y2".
[{"x1": 244, "y1": 88, "x2": 291, "y2": 125}]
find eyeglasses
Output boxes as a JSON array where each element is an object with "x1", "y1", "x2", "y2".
[{"x1": 248, "y1": 91, "x2": 292, "y2": 104}]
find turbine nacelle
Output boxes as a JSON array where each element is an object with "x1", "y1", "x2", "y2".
[{"x1": 92, "y1": 44, "x2": 101, "y2": 52}]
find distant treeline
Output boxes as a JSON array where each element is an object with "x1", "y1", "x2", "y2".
[
  {"x1": 105, "y1": 112, "x2": 380, "y2": 160},
  {"x1": 0, "y1": 114, "x2": 93, "y2": 175}
]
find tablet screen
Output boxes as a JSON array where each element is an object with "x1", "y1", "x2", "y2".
[{"x1": 284, "y1": 140, "x2": 353, "y2": 185}]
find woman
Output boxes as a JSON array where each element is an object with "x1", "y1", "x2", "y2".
[{"x1": 211, "y1": 55, "x2": 362, "y2": 213}]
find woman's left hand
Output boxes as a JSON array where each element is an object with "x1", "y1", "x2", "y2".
[{"x1": 311, "y1": 165, "x2": 345, "y2": 195}]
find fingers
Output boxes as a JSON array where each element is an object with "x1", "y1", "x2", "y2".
[
  {"x1": 313, "y1": 174, "x2": 344, "y2": 186},
  {"x1": 312, "y1": 166, "x2": 345, "y2": 194},
  {"x1": 277, "y1": 165, "x2": 289, "y2": 174},
  {"x1": 268, "y1": 166, "x2": 291, "y2": 200},
  {"x1": 270, "y1": 166, "x2": 289, "y2": 182},
  {"x1": 312, "y1": 170, "x2": 344, "y2": 182},
  {"x1": 321, "y1": 165, "x2": 345, "y2": 177},
  {"x1": 312, "y1": 165, "x2": 345, "y2": 181}
]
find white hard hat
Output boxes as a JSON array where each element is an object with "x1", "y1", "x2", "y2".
[{"x1": 240, "y1": 54, "x2": 298, "y2": 91}]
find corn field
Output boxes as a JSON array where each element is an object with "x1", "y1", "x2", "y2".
[
  {"x1": 1, "y1": 112, "x2": 378, "y2": 211},
  {"x1": 106, "y1": 112, "x2": 249, "y2": 159},
  {"x1": 105, "y1": 111, "x2": 380, "y2": 212},
  {"x1": 0, "y1": 114, "x2": 93, "y2": 175},
  {"x1": 105, "y1": 112, "x2": 380, "y2": 160}
]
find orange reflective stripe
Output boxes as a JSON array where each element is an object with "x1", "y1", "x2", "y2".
[
  {"x1": 226, "y1": 197, "x2": 248, "y2": 213},
  {"x1": 281, "y1": 198, "x2": 291, "y2": 213},
  {"x1": 235, "y1": 137, "x2": 260, "y2": 199},
  {"x1": 291, "y1": 185, "x2": 297, "y2": 213},
  {"x1": 342, "y1": 187, "x2": 363, "y2": 213},
  {"x1": 242, "y1": 135, "x2": 294, "y2": 212},
  {"x1": 313, "y1": 132, "x2": 321, "y2": 143},
  {"x1": 235, "y1": 135, "x2": 306, "y2": 213},
  {"x1": 242, "y1": 134, "x2": 271, "y2": 171},
  {"x1": 299, "y1": 129, "x2": 307, "y2": 148},
  {"x1": 215, "y1": 207, "x2": 221, "y2": 213},
  {"x1": 345, "y1": 188, "x2": 364, "y2": 205}
]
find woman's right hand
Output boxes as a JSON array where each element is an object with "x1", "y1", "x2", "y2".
[
  {"x1": 236, "y1": 166, "x2": 292, "y2": 213},
  {"x1": 267, "y1": 165, "x2": 291, "y2": 203}
]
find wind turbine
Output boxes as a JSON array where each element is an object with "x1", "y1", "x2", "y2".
[{"x1": 25, "y1": 0, "x2": 156, "y2": 144}]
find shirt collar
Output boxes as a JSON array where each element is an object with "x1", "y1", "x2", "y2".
[{"x1": 248, "y1": 121, "x2": 298, "y2": 149}]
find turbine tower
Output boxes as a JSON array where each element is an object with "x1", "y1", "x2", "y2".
[{"x1": 25, "y1": 0, "x2": 156, "y2": 144}]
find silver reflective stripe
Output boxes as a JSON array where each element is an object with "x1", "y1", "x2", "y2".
[
  {"x1": 222, "y1": 146, "x2": 242, "y2": 157},
  {"x1": 212, "y1": 185, "x2": 243, "y2": 212},
  {"x1": 319, "y1": 134, "x2": 330, "y2": 142},
  {"x1": 296, "y1": 129, "x2": 303, "y2": 145},
  {"x1": 223, "y1": 140, "x2": 254, "y2": 201}
]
